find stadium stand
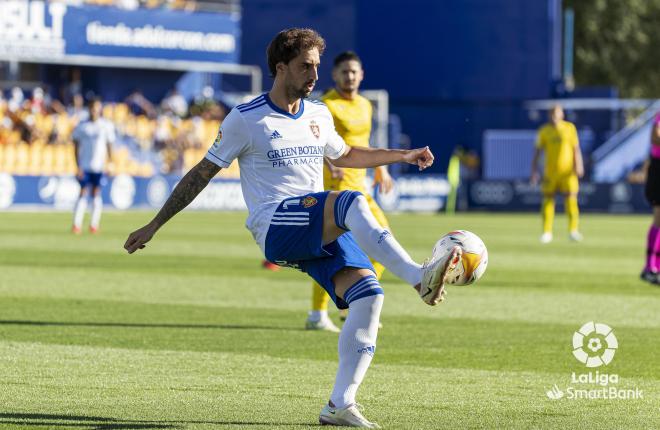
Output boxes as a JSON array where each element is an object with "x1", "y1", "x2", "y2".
[
  {"x1": 48, "y1": 0, "x2": 239, "y2": 13},
  {"x1": 0, "y1": 86, "x2": 239, "y2": 179}
]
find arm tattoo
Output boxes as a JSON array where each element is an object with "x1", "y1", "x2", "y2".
[{"x1": 152, "y1": 158, "x2": 221, "y2": 228}]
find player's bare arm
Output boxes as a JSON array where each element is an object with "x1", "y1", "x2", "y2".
[
  {"x1": 574, "y1": 144, "x2": 584, "y2": 178},
  {"x1": 374, "y1": 165, "x2": 393, "y2": 193},
  {"x1": 124, "y1": 158, "x2": 221, "y2": 254},
  {"x1": 333, "y1": 145, "x2": 434, "y2": 171},
  {"x1": 530, "y1": 147, "x2": 542, "y2": 185}
]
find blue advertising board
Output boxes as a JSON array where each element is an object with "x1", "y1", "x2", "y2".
[
  {"x1": 0, "y1": 1, "x2": 240, "y2": 64},
  {"x1": 0, "y1": 174, "x2": 246, "y2": 211},
  {"x1": 1, "y1": 174, "x2": 650, "y2": 214},
  {"x1": 0, "y1": 174, "x2": 449, "y2": 212},
  {"x1": 465, "y1": 180, "x2": 651, "y2": 213}
]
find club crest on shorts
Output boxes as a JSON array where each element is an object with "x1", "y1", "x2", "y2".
[
  {"x1": 302, "y1": 196, "x2": 318, "y2": 208},
  {"x1": 309, "y1": 120, "x2": 320, "y2": 139}
]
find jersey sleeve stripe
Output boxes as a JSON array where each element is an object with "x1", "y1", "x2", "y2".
[
  {"x1": 238, "y1": 101, "x2": 267, "y2": 113},
  {"x1": 205, "y1": 151, "x2": 231, "y2": 167},
  {"x1": 236, "y1": 95, "x2": 265, "y2": 109}
]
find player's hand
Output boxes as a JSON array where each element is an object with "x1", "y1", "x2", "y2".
[
  {"x1": 374, "y1": 166, "x2": 393, "y2": 193},
  {"x1": 404, "y1": 146, "x2": 434, "y2": 171},
  {"x1": 575, "y1": 164, "x2": 584, "y2": 179},
  {"x1": 530, "y1": 171, "x2": 540, "y2": 186},
  {"x1": 329, "y1": 164, "x2": 344, "y2": 180},
  {"x1": 124, "y1": 223, "x2": 157, "y2": 254},
  {"x1": 76, "y1": 169, "x2": 84, "y2": 180}
]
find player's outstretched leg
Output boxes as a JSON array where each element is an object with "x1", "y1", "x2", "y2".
[
  {"x1": 333, "y1": 191, "x2": 421, "y2": 285},
  {"x1": 327, "y1": 191, "x2": 462, "y2": 306},
  {"x1": 320, "y1": 271, "x2": 382, "y2": 428}
]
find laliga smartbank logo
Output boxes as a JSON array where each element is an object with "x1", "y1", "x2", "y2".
[
  {"x1": 545, "y1": 322, "x2": 643, "y2": 400},
  {"x1": 572, "y1": 321, "x2": 617, "y2": 367}
]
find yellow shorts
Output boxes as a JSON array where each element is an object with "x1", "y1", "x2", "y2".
[{"x1": 542, "y1": 174, "x2": 579, "y2": 195}]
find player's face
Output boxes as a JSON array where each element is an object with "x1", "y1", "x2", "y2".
[
  {"x1": 550, "y1": 106, "x2": 564, "y2": 125},
  {"x1": 89, "y1": 101, "x2": 102, "y2": 120},
  {"x1": 281, "y1": 48, "x2": 320, "y2": 99},
  {"x1": 332, "y1": 60, "x2": 363, "y2": 94}
]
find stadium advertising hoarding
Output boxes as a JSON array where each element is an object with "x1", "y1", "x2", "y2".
[
  {"x1": 1, "y1": 174, "x2": 650, "y2": 213},
  {"x1": 0, "y1": 1, "x2": 240, "y2": 64},
  {"x1": 466, "y1": 180, "x2": 650, "y2": 213},
  {"x1": 0, "y1": 174, "x2": 449, "y2": 212}
]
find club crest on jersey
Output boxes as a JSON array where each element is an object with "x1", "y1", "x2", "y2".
[
  {"x1": 309, "y1": 120, "x2": 320, "y2": 139},
  {"x1": 302, "y1": 196, "x2": 318, "y2": 208},
  {"x1": 212, "y1": 129, "x2": 222, "y2": 150}
]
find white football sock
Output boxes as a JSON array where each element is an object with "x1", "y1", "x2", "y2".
[
  {"x1": 72, "y1": 196, "x2": 87, "y2": 228},
  {"x1": 344, "y1": 195, "x2": 422, "y2": 286},
  {"x1": 90, "y1": 195, "x2": 103, "y2": 229},
  {"x1": 308, "y1": 310, "x2": 327, "y2": 322},
  {"x1": 330, "y1": 293, "x2": 383, "y2": 408}
]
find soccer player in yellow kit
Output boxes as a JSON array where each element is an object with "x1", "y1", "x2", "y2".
[
  {"x1": 531, "y1": 105, "x2": 584, "y2": 243},
  {"x1": 305, "y1": 51, "x2": 393, "y2": 331}
]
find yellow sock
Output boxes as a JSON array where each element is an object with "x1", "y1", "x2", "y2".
[
  {"x1": 542, "y1": 197, "x2": 555, "y2": 234},
  {"x1": 372, "y1": 260, "x2": 385, "y2": 281},
  {"x1": 566, "y1": 195, "x2": 579, "y2": 232},
  {"x1": 312, "y1": 282, "x2": 330, "y2": 311}
]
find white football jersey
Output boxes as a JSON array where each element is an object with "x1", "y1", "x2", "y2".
[
  {"x1": 72, "y1": 118, "x2": 116, "y2": 173},
  {"x1": 205, "y1": 94, "x2": 347, "y2": 251}
]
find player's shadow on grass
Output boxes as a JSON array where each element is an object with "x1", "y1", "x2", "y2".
[
  {"x1": 0, "y1": 413, "x2": 313, "y2": 428},
  {"x1": 0, "y1": 320, "x2": 304, "y2": 331}
]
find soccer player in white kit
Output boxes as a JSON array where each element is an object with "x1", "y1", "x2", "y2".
[
  {"x1": 71, "y1": 98, "x2": 115, "y2": 234},
  {"x1": 124, "y1": 28, "x2": 462, "y2": 428}
]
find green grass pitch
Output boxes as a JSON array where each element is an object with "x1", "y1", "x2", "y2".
[{"x1": 0, "y1": 211, "x2": 658, "y2": 429}]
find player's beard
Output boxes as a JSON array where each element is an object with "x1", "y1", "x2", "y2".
[{"x1": 287, "y1": 80, "x2": 315, "y2": 100}]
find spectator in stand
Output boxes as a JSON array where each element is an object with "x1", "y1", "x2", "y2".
[
  {"x1": 61, "y1": 68, "x2": 83, "y2": 107},
  {"x1": 8, "y1": 87, "x2": 24, "y2": 112},
  {"x1": 29, "y1": 87, "x2": 47, "y2": 115},
  {"x1": 161, "y1": 88, "x2": 188, "y2": 118},
  {"x1": 68, "y1": 94, "x2": 88, "y2": 122},
  {"x1": 125, "y1": 89, "x2": 157, "y2": 118}
]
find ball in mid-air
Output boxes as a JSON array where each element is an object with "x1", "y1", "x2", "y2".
[{"x1": 433, "y1": 230, "x2": 488, "y2": 285}]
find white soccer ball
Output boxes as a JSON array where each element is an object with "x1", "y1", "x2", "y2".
[{"x1": 433, "y1": 230, "x2": 488, "y2": 285}]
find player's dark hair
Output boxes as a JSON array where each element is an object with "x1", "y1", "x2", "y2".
[
  {"x1": 87, "y1": 96, "x2": 102, "y2": 108},
  {"x1": 267, "y1": 28, "x2": 326, "y2": 77},
  {"x1": 333, "y1": 51, "x2": 362, "y2": 68}
]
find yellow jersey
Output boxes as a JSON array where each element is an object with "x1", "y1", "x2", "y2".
[
  {"x1": 536, "y1": 120, "x2": 578, "y2": 177},
  {"x1": 321, "y1": 89, "x2": 373, "y2": 190}
]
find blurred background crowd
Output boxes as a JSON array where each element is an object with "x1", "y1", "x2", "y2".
[{"x1": 0, "y1": 72, "x2": 238, "y2": 178}]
